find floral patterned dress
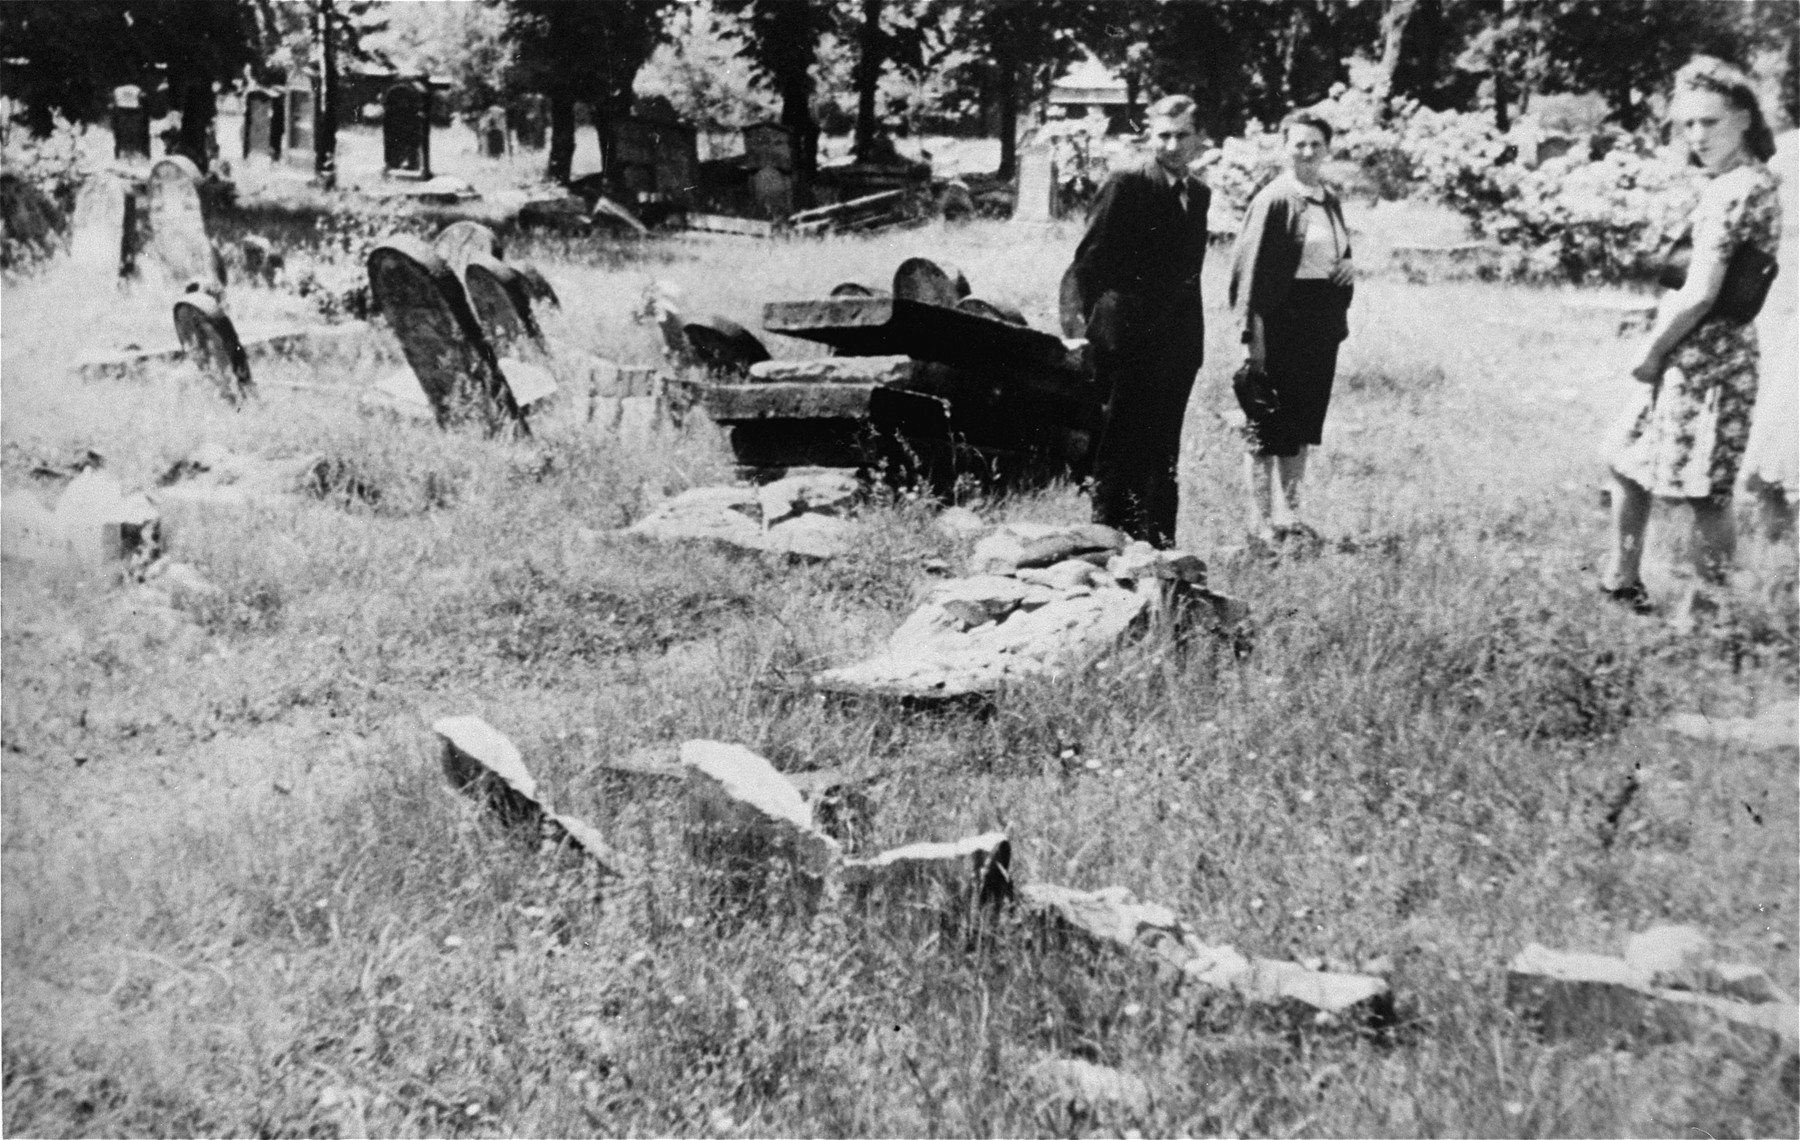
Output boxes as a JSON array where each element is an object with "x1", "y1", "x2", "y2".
[{"x1": 1609, "y1": 162, "x2": 1783, "y2": 501}]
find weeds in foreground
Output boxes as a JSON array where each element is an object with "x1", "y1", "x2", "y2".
[{"x1": 3, "y1": 220, "x2": 1796, "y2": 1137}]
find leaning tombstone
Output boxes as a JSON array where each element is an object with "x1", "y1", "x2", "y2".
[
  {"x1": 432, "y1": 219, "x2": 503, "y2": 278},
  {"x1": 464, "y1": 254, "x2": 548, "y2": 361},
  {"x1": 365, "y1": 236, "x2": 524, "y2": 434},
  {"x1": 892, "y1": 257, "x2": 971, "y2": 307},
  {"x1": 172, "y1": 293, "x2": 254, "y2": 405},
  {"x1": 144, "y1": 157, "x2": 223, "y2": 290},
  {"x1": 1058, "y1": 265, "x2": 1087, "y2": 338}
]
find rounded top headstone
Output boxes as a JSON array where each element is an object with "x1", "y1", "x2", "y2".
[
  {"x1": 893, "y1": 257, "x2": 971, "y2": 308},
  {"x1": 432, "y1": 220, "x2": 503, "y2": 277},
  {"x1": 955, "y1": 296, "x2": 1028, "y2": 327}
]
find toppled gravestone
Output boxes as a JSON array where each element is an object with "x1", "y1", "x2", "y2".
[
  {"x1": 813, "y1": 526, "x2": 1246, "y2": 699},
  {"x1": 624, "y1": 475, "x2": 866, "y2": 560},
  {"x1": 1019, "y1": 883, "x2": 1394, "y2": 1029},
  {"x1": 432, "y1": 716, "x2": 624, "y2": 873},
  {"x1": 3, "y1": 469, "x2": 161, "y2": 566},
  {"x1": 151, "y1": 446, "x2": 334, "y2": 509},
  {"x1": 1506, "y1": 940, "x2": 1797, "y2": 1052},
  {"x1": 681, "y1": 740, "x2": 841, "y2": 909},
  {"x1": 842, "y1": 831, "x2": 1012, "y2": 932}
]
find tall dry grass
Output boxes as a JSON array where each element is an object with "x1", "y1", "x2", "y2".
[{"x1": 2, "y1": 214, "x2": 1795, "y2": 1137}]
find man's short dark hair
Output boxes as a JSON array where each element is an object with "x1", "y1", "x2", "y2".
[
  {"x1": 1146, "y1": 95, "x2": 1197, "y2": 124},
  {"x1": 1282, "y1": 112, "x2": 1334, "y2": 146}
]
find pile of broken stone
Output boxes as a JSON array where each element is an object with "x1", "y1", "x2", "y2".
[
  {"x1": 434, "y1": 717, "x2": 1398, "y2": 1034},
  {"x1": 438, "y1": 712, "x2": 1800, "y2": 1077}
]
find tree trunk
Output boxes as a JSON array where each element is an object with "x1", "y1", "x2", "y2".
[
  {"x1": 1493, "y1": 68, "x2": 1510, "y2": 133},
  {"x1": 996, "y1": 54, "x2": 1019, "y2": 180},
  {"x1": 1377, "y1": 0, "x2": 1418, "y2": 97},
  {"x1": 315, "y1": 0, "x2": 338, "y2": 188},
  {"x1": 778, "y1": 73, "x2": 816, "y2": 209},
  {"x1": 547, "y1": 89, "x2": 576, "y2": 185},
  {"x1": 852, "y1": 0, "x2": 883, "y2": 162}
]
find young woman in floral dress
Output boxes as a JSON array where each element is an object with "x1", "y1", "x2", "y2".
[{"x1": 1602, "y1": 56, "x2": 1784, "y2": 612}]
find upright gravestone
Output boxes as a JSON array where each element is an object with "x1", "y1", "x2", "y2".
[
  {"x1": 366, "y1": 236, "x2": 523, "y2": 434},
  {"x1": 172, "y1": 293, "x2": 254, "y2": 405},
  {"x1": 464, "y1": 254, "x2": 548, "y2": 361},
  {"x1": 243, "y1": 89, "x2": 282, "y2": 162},
  {"x1": 432, "y1": 220, "x2": 503, "y2": 278},
  {"x1": 68, "y1": 175, "x2": 131, "y2": 279},
  {"x1": 479, "y1": 107, "x2": 508, "y2": 159},
  {"x1": 510, "y1": 95, "x2": 547, "y2": 151},
  {"x1": 517, "y1": 264, "x2": 560, "y2": 310},
  {"x1": 145, "y1": 157, "x2": 222, "y2": 289},
  {"x1": 382, "y1": 82, "x2": 431, "y2": 177},
  {"x1": 1014, "y1": 145, "x2": 1054, "y2": 224},
  {"x1": 112, "y1": 85, "x2": 151, "y2": 162},
  {"x1": 285, "y1": 83, "x2": 315, "y2": 168}
]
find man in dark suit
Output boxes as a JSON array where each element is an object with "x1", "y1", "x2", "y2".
[{"x1": 1068, "y1": 94, "x2": 1211, "y2": 548}]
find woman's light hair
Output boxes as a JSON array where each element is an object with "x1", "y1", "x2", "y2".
[{"x1": 1673, "y1": 55, "x2": 1776, "y2": 163}]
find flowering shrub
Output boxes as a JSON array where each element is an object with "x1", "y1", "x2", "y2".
[{"x1": 1206, "y1": 56, "x2": 1703, "y2": 283}]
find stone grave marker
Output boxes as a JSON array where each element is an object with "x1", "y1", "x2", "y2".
[
  {"x1": 365, "y1": 236, "x2": 523, "y2": 434},
  {"x1": 432, "y1": 220, "x2": 503, "y2": 278},
  {"x1": 68, "y1": 174, "x2": 131, "y2": 278},
  {"x1": 1058, "y1": 265, "x2": 1086, "y2": 338},
  {"x1": 1014, "y1": 143, "x2": 1054, "y2": 223},
  {"x1": 111, "y1": 85, "x2": 151, "y2": 162},
  {"x1": 172, "y1": 294, "x2": 254, "y2": 405},
  {"x1": 956, "y1": 296, "x2": 1028, "y2": 326},
  {"x1": 243, "y1": 89, "x2": 281, "y2": 161},
  {"x1": 518, "y1": 264, "x2": 560, "y2": 309},
  {"x1": 284, "y1": 84, "x2": 315, "y2": 167},
  {"x1": 463, "y1": 254, "x2": 548, "y2": 361},
  {"x1": 892, "y1": 257, "x2": 971, "y2": 307},
  {"x1": 145, "y1": 157, "x2": 222, "y2": 289},
  {"x1": 382, "y1": 82, "x2": 432, "y2": 177},
  {"x1": 681, "y1": 315, "x2": 771, "y2": 376}
]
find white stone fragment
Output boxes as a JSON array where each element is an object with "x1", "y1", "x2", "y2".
[
  {"x1": 433, "y1": 715, "x2": 543, "y2": 822},
  {"x1": 1026, "y1": 1055, "x2": 1151, "y2": 1117}
]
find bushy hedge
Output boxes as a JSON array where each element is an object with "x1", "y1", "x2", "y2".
[{"x1": 1205, "y1": 59, "x2": 1703, "y2": 283}]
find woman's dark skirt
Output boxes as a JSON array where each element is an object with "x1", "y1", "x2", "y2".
[{"x1": 1246, "y1": 280, "x2": 1350, "y2": 458}]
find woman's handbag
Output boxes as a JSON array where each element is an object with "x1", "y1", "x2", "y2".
[
  {"x1": 1232, "y1": 359, "x2": 1280, "y2": 422},
  {"x1": 1658, "y1": 232, "x2": 1780, "y2": 323}
]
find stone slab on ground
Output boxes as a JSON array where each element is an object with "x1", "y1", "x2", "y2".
[
  {"x1": 1506, "y1": 942, "x2": 1798, "y2": 1051},
  {"x1": 757, "y1": 470, "x2": 863, "y2": 524},
  {"x1": 1025, "y1": 1055, "x2": 1151, "y2": 1118},
  {"x1": 623, "y1": 483, "x2": 866, "y2": 560},
  {"x1": 150, "y1": 447, "x2": 329, "y2": 510},
  {"x1": 697, "y1": 381, "x2": 878, "y2": 421},
  {"x1": 1020, "y1": 882, "x2": 1393, "y2": 1027},
  {"x1": 1664, "y1": 707, "x2": 1798, "y2": 752},
  {"x1": 843, "y1": 831, "x2": 1012, "y2": 916},
  {"x1": 813, "y1": 580, "x2": 1148, "y2": 699},
  {"x1": 434, "y1": 715, "x2": 545, "y2": 828},
  {"x1": 762, "y1": 295, "x2": 1074, "y2": 374},
  {"x1": 970, "y1": 522, "x2": 1128, "y2": 575},
  {"x1": 748, "y1": 356, "x2": 917, "y2": 384}
]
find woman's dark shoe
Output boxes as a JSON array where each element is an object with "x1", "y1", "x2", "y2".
[{"x1": 1599, "y1": 580, "x2": 1654, "y2": 615}]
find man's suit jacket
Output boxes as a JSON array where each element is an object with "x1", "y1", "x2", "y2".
[{"x1": 1068, "y1": 161, "x2": 1211, "y2": 363}]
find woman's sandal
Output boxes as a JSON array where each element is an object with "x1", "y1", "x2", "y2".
[{"x1": 1599, "y1": 580, "x2": 1654, "y2": 615}]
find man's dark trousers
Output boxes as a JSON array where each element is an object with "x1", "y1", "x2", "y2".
[{"x1": 1070, "y1": 165, "x2": 1209, "y2": 549}]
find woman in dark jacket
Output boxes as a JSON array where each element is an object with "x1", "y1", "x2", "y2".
[{"x1": 1227, "y1": 113, "x2": 1354, "y2": 545}]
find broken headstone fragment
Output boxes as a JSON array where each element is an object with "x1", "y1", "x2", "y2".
[
  {"x1": 1025, "y1": 1055, "x2": 1151, "y2": 1119},
  {"x1": 757, "y1": 470, "x2": 863, "y2": 525},
  {"x1": 681, "y1": 315, "x2": 771, "y2": 376},
  {"x1": 1505, "y1": 942, "x2": 1798, "y2": 1051},
  {"x1": 681, "y1": 741, "x2": 841, "y2": 902},
  {"x1": 52, "y1": 469, "x2": 161, "y2": 565},
  {"x1": 1664, "y1": 707, "x2": 1798, "y2": 753},
  {"x1": 969, "y1": 522, "x2": 1127, "y2": 575},
  {"x1": 434, "y1": 715, "x2": 544, "y2": 828},
  {"x1": 843, "y1": 831, "x2": 1012, "y2": 923},
  {"x1": 432, "y1": 219, "x2": 503, "y2": 278},
  {"x1": 172, "y1": 293, "x2": 254, "y2": 405}
]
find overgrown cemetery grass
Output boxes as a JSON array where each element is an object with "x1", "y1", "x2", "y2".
[{"x1": 2, "y1": 215, "x2": 1796, "y2": 1137}]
